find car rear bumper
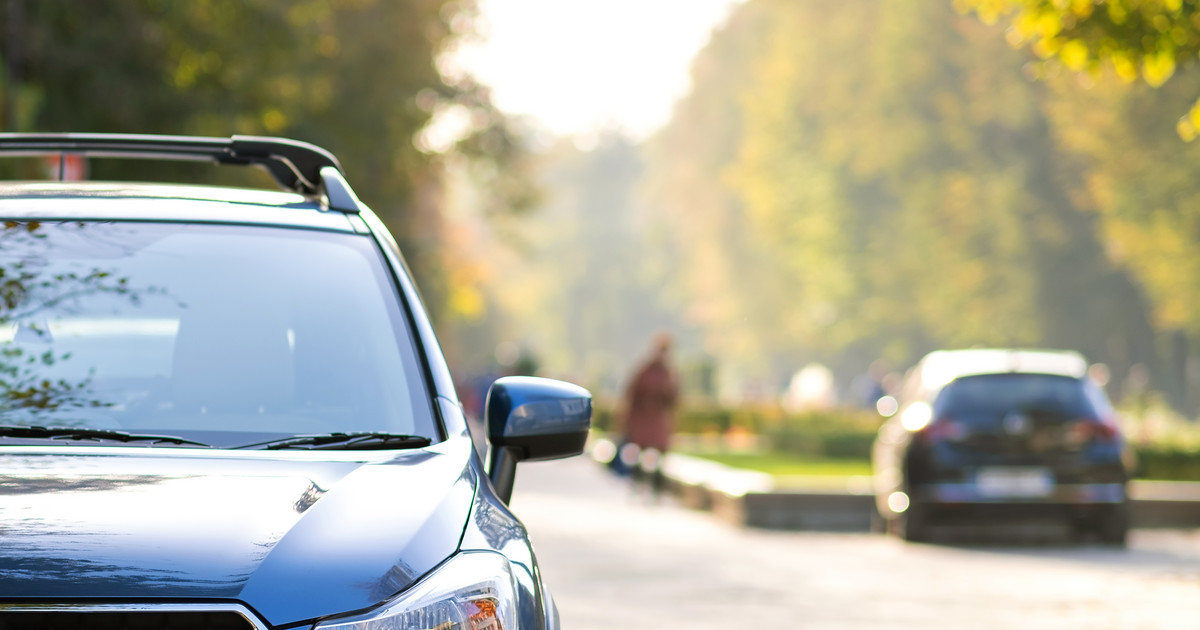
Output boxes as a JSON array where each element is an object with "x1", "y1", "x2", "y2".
[{"x1": 917, "y1": 481, "x2": 1126, "y2": 504}]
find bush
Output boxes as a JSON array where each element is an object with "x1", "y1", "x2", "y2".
[
  {"x1": 762, "y1": 408, "x2": 881, "y2": 460},
  {"x1": 1134, "y1": 444, "x2": 1200, "y2": 481},
  {"x1": 1115, "y1": 402, "x2": 1200, "y2": 481},
  {"x1": 591, "y1": 406, "x2": 616, "y2": 433},
  {"x1": 595, "y1": 403, "x2": 882, "y2": 460},
  {"x1": 593, "y1": 404, "x2": 762, "y2": 435}
]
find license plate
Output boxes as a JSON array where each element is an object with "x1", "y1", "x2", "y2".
[{"x1": 976, "y1": 467, "x2": 1053, "y2": 498}]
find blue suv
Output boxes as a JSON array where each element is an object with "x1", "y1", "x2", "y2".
[{"x1": 0, "y1": 133, "x2": 591, "y2": 630}]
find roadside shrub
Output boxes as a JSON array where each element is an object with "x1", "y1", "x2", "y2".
[
  {"x1": 594, "y1": 403, "x2": 881, "y2": 459},
  {"x1": 762, "y1": 408, "x2": 881, "y2": 460},
  {"x1": 593, "y1": 404, "x2": 774, "y2": 436},
  {"x1": 1134, "y1": 445, "x2": 1200, "y2": 481},
  {"x1": 592, "y1": 406, "x2": 615, "y2": 433}
]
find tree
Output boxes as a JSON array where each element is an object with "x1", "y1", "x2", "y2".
[
  {"x1": 0, "y1": 0, "x2": 530, "y2": 324},
  {"x1": 643, "y1": 0, "x2": 796, "y2": 385},
  {"x1": 644, "y1": 0, "x2": 1160, "y2": 397},
  {"x1": 961, "y1": 0, "x2": 1200, "y2": 408},
  {"x1": 958, "y1": 0, "x2": 1200, "y2": 137},
  {"x1": 452, "y1": 134, "x2": 687, "y2": 389}
]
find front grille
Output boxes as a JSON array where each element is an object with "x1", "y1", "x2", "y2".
[{"x1": 0, "y1": 611, "x2": 255, "y2": 630}]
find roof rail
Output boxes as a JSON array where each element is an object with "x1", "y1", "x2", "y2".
[{"x1": 0, "y1": 133, "x2": 362, "y2": 212}]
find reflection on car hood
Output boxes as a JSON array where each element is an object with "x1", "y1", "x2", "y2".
[{"x1": 0, "y1": 439, "x2": 476, "y2": 627}]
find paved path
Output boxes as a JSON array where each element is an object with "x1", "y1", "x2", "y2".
[{"x1": 511, "y1": 457, "x2": 1200, "y2": 630}]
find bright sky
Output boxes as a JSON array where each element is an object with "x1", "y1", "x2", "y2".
[{"x1": 452, "y1": 0, "x2": 745, "y2": 140}]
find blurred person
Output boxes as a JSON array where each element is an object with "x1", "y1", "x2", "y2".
[
  {"x1": 615, "y1": 332, "x2": 679, "y2": 499},
  {"x1": 850, "y1": 359, "x2": 890, "y2": 409},
  {"x1": 880, "y1": 371, "x2": 901, "y2": 397}
]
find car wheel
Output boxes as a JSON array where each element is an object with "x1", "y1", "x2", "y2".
[
  {"x1": 894, "y1": 500, "x2": 930, "y2": 542},
  {"x1": 870, "y1": 508, "x2": 887, "y2": 534},
  {"x1": 1096, "y1": 503, "x2": 1130, "y2": 547}
]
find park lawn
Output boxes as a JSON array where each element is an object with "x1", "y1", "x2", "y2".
[{"x1": 681, "y1": 451, "x2": 872, "y2": 477}]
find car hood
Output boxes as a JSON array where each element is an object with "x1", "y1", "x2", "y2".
[{"x1": 0, "y1": 437, "x2": 477, "y2": 627}]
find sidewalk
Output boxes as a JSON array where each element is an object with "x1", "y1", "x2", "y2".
[{"x1": 510, "y1": 456, "x2": 1200, "y2": 630}]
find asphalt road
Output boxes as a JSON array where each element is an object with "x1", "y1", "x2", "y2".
[{"x1": 511, "y1": 457, "x2": 1200, "y2": 630}]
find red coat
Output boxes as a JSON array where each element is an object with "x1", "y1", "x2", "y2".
[{"x1": 622, "y1": 357, "x2": 678, "y2": 452}]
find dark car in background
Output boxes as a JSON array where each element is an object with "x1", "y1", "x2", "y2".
[
  {"x1": 872, "y1": 348, "x2": 1132, "y2": 544},
  {"x1": 0, "y1": 133, "x2": 590, "y2": 629}
]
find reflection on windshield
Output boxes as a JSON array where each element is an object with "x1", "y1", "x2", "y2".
[
  {"x1": 0, "y1": 221, "x2": 163, "y2": 420},
  {"x1": 0, "y1": 221, "x2": 433, "y2": 444}
]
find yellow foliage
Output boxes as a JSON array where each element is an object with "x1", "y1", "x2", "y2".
[
  {"x1": 1111, "y1": 52, "x2": 1141, "y2": 82},
  {"x1": 260, "y1": 109, "x2": 288, "y2": 133},
  {"x1": 1102, "y1": 211, "x2": 1200, "y2": 332},
  {"x1": 1107, "y1": 3, "x2": 1128, "y2": 25},
  {"x1": 1143, "y1": 49, "x2": 1177, "y2": 86},
  {"x1": 956, "y1": 0, "x2": 1001, "y2": 24},
  {"x1": 1060, "y1": 39, "x2": 1089, "y2": 70},
  {"x1": 1035, "y1": 10, "x2": 1063, "y2": 37},
  {"x1": 1189, "y1": 98, "x2": 1200, "y2": 130},
  {"x1": 318, "y1": 35, "x2": 340, "y2": 58},
  {"x1": 1176, "y1": 117, "x2": 1196, "y2": 142},
  {"x1": 1013, "y1": 12, "x2": 1041, "y2": 39},
  {"x1": 448, "y1": 284, "x2": 485, "y2": 320}
]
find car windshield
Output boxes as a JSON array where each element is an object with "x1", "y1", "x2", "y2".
[
  {"x1": 933, "y1": 373, "x2": 1097, "y2": 422},
  {"x1": 0, "y1": 220, "x2": 436, "y2": 446}
]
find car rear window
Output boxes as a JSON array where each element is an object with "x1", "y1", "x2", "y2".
[
  {"x1": 0, "y1": 220, "x2": 436, "y2": 445},
  {"x1": 932, "y1": 373, "x2": 1098, "y2": 422}
]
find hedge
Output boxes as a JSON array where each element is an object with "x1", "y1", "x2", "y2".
[
  {"x1": 1134, "y1": 445, "x2": 1200, "y2": 481},
  {"x1": 596, "y1": 404, "x2": 881, "y2": 459}
]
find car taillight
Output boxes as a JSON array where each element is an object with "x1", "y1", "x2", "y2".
[
  {"x1": 1064, "y1": 417, "x2": 1119, "y2": 447},
  {"x1": 918, "y1": 418, "x2": 966, "y2": 443}
]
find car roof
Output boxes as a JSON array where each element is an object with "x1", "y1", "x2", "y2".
[
  {"x1": 918, "y1": 348, "x2": 1088, "y2": 388},
  {"x1": 0, "y1": 181, "x2": 359, "y2": 232}
]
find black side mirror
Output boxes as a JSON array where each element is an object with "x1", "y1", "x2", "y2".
[{"x1": 485, "y1": 376, "x2": 592, "y2": 503}]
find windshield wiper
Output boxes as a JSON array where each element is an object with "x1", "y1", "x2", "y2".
[
  {"x1": 0, "y1": 425, "x2": 211, "y2": 447},
  {"x1": 233, "y1": 432, "x2": 433, "y2": 451}
]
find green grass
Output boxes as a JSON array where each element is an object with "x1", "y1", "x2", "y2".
[
  {"x1": 682, "y1": 450, "x2": 1200, "y2": 483},
  {"x1": 680, "y1": 451, "x2": 872, "y2": 477}
]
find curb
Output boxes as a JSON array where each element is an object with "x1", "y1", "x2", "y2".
[{"x1": 661, "y1": 453, "x2": 1200, "y2": 531}]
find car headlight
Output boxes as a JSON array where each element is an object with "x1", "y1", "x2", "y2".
[{"x1": 315, "y1": 552, "x2": 518, "y2": 630}]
